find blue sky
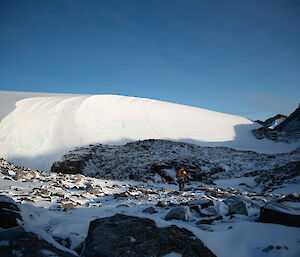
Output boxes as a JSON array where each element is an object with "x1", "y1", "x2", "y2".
[{"x1": 0, "y1": 0, "x2": 299, "y2": 121}]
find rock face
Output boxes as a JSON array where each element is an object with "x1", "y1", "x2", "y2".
[
  {"x1": 0, "y1": 226, "x2": 75, "y2": 257},
  {"x1": 255, "y1": 114, "x2": 287, "y2": 128},
  {"x1": 253, "y1": 105, "x2": 300, "y2": 142},
  {"x1": 165, "y1": 206, "x2": 191, "y2": 221},
  {"x1": 0, "y1": 195, "x2": 22, "y2": 229},
  {"x1": 276, "y1": 104, "x2": 300, "y2": 132},
  {"x1": 82, "y1": 214, "x2": 216, "y2": 257},
  {"x1": 257, "y1": 207, "x2": 300, "y2": 228}
]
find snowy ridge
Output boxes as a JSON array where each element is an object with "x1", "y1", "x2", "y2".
[{"x1": 0, "y1": 91, "x2": 299, "y2": 171}]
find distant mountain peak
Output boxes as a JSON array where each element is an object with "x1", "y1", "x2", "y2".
[
  {"x1": 255, "y1": 114, "x2": 287, "y2": 128},
  {"x1": 253, "y1": 105, "x2": 300, "y2": 142}
]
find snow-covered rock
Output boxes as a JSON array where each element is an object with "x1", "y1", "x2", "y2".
[
  {"x1": 224, "y1": 197, "x2": 248, "y2": 216},
  {"x1": 51, "y1": 139, "x2": 300, "y2": 189},
  {"x1": 165, "y1": 206, "x2": 191, "y2": 221}
]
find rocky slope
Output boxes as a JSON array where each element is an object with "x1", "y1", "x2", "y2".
[
  {"x1": 1, "y1": 158, "x2": 300, "y2": 257},
  {"x1": 51, "y1": 139, "x2": 300, "y2": 191}
]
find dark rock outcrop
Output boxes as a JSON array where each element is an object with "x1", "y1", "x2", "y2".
[
  {"x1": 255, "y1": 114, "x2": 287, "y2": 128},
  {"x1": 50, "y1": 139, "x2": 300, "y2": 185},
  {"x1": 51, "y1": 154, "x2": 91, "y2": 174},
  {"x1": 253, "y1": 105, "x2": 300, "y2": 142},
  {"x1": 257, "y1": 207, "x2": 300, "y2": 228},
  {"x1": 82, "y1": 214, "x2": 216, "y2": 257},
  {"x1": 0, "y1": 195, "x2": 22, "y2": 229},
  {"x1": 0, "y1": 226, "x2": 75, "y2": 257},
  {"x1": 276, "y1": 104, "x2": 300, "y2": 132}
]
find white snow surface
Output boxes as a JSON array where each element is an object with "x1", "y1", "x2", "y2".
[{"x1": 0, "y1": 91, "x2": 299, "y2": 171}]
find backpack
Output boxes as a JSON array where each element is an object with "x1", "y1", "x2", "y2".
[{"x1": 177, "y1": 169, "x2": 186, "y2": 178}]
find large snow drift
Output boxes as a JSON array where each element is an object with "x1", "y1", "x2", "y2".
[{"x1": 0, "y1": 91, "x2": 299, "y2": 170}]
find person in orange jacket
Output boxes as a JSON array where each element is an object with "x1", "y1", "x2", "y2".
[{"x1": 176, "y1": 168, "x2": 187, "y2": 191}]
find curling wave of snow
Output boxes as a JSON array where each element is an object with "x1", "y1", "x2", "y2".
[{"x1": 0, "y1": 91, "x2": 299, "y2": 170}]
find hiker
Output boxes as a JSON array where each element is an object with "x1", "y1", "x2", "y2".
[{"x1": 176, "y1": 167, "x2": 187, "y2": 191}]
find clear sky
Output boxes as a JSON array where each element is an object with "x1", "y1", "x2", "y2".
[{"x1": 0, "y1": 0, "x2": 299, "y2": 121}]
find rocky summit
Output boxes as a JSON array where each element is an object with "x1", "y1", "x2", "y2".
[{"x1": 253, "y1": 104, "x2": 300, "y2": 142}]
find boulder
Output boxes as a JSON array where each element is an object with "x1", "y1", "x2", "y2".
[
  {"x1": 82, "y1": 214, "x2": 215, "y2": 257},
  {"x1": 0, "y1": 195, "x2": 22, "y2": 229},
  {"x1": 143, "y1": 207, "x2": 158, "y2": 214},
  {"x1": 0, "y1": 226, "x2": 75, "y2": 256},
  {"x1": 187, "y1": 199, "x2": 214, "y2": 214},
  {"x1": 187, "y1": 199, "x2": 213, "y2": 209},
  {"x1": 156, "y1": 200, "x2": 167, "y2": 208},
  {"x1": 224, "y1": 197, "x2": 248, "y2": 216},
  {"x1": 200, "y1": 206, "x2": 218, "y2": 217},
  {"x1": 165, "y1": 206, "x2": 191, "y2": 221},
  {"x1": 257, "y1": 207, "x2": 300, "y2": 227}
]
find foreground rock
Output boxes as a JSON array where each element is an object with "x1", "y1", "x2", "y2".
[
  {"x1": 82, "y1": 214, "x2": 216, "y2": 257},
  {"x1": 0, "y1": 226, "x2": 75, "y2": 257},
  {"x1": 257, "y1": 207, "x2": 300, "y2": 228},
  {"x1": 0, "y1": 195, "x2": 22, "y2": 229}
]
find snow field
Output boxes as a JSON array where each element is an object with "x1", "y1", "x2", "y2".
[{"x1": 1, "y1": 91, "x2": 299, "y2": 171}]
